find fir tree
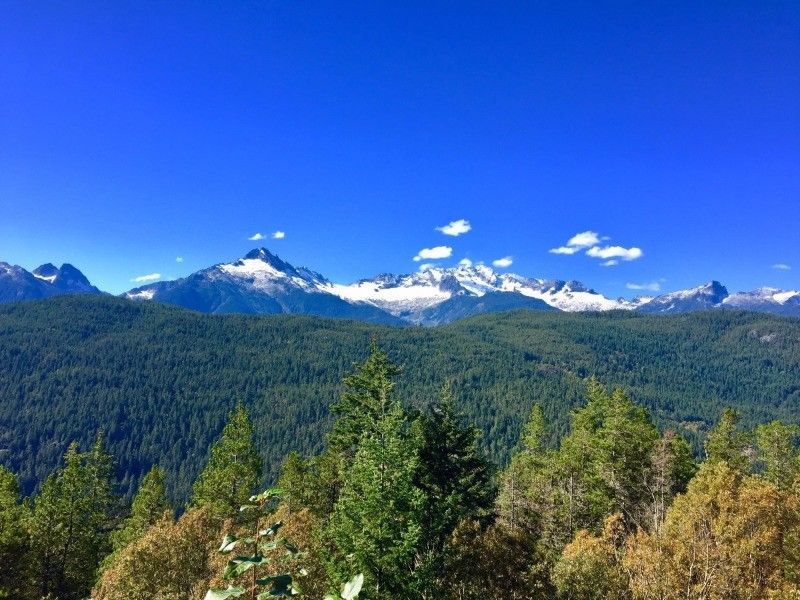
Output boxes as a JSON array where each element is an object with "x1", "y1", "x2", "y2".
[
  {"x1": 278, "y1": 451, "x2": 310, "y2": 514},
  {"x1": 306, "y1": 341, "x2": 403, "y2": 517},
  {"x1": 755, "y1": 420, "x2": 800, "y2": 488},
  {"x1": 325, "y1": 402, "x2": 425, "y2": 599},
  {"x1": 190, "y1": 404, "x2": 262, "y2": 518},
  {"x1": 327, "y1": 339, "x2": 401, "y2": 459},
  {"x1": 497, "y1": 403, "x2": 552, "y2": 535},
  {"x1": 0, "y1": 466, "x2": 31, "y2": 599},
  {"x1": 30, "y1": 435, "x2": 116, "y2": 600},
  {"x1": 108, "y1": 465, "x2": 170, "y2": 558},
  {"x1": 705, "y1": 407, "x2": 752, "y2": 473},
  {"x1": 415, "y1": 383, "x2": 495, "y2": 593}
]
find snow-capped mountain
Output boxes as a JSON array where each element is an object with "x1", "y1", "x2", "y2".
[
  {"x1": 637, "y1": 281, "x2": 729, "y2": 314},
  {"x1": 121, "y1": 249, "x2": 800, "y2": 323},
  {"x1": 636, "y1": 281, "x2": 800, "y2": 317},
  {"x1": 6, "y1": 249, "x2": 795, "y2": 323},
  {"x1": 123, "y1": 248, "x2": 402, "y2": 324},
  {"x1": 322, "y1": 263, "x2": 639, "y2": 321},
  {"x1": 126, "y1": 249, "x2": 619, "y2": 324},
  {"x1": 0, "y1": 262, "x2": 101, "y2": 303},
  {"x1": 722, "y1": 287, "x2": 800, "y2": 316}
]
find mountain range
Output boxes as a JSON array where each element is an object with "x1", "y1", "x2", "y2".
[
  {"x1": 0, "y1": 261, "x2": 101, "y2": 303},
  {"x1": 2, "y1": 249, "x2": 799, "y2": 322}
]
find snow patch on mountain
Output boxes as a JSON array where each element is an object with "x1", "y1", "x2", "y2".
[{"x1": 326, "y1": 264, "x2": 635, "y2": 315}]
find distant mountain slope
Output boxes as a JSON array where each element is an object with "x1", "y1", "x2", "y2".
[
  {"x1": 124, "y1": 248, "x2": 645, "y2": 323},
  {"x1": 0, "y1": 262, "x2": 101, "y2": 303},
  {"x1": 124, "y1": 247, "x2": 800, "y2": 321},
  {"x1": 323, "y1": 262, "x2": 639, "y2": 317},
  {"x1": 1, "y1": 295, "x2": 798, "y2": 502},
  {"x1": 125, "y1": 248, "x2": 403, "y2": 324},
  {"x1": 638, "y1": 281, "x2": 800, "y2": 317},
  {"x1": 3, "y1": 249, "x2": 798, "y2": 321},
  {"x1": 418, "y1": 291, "x2": 558, "y2": 325}
]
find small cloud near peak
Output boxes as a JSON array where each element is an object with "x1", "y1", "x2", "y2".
[
  {"x1": 436, "y1": 219, "x2": 471, "y2": 237},
  {"x1": 131, "y1": 273, "x2": 161, "y2": 283},
  {"x1": 413, "y1": 246, "x2": 452, "y2": 261},
  {"x1": 627, "y1": 281, "x2": 661, "y2": 292}
]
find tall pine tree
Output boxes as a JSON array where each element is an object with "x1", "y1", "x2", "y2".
[
  {"x1": 190, "y1": 404, "x2": 262, "y2": 518},
  {"x1": 327, "y1": 339, "x2": 401, "y2": 459},
  {"x1": 325, "y1": 402, "x2": 425, "y2": 599},
  {"x1": 0, "y1": 466, "x2": 31, "y2": 599},
  {"x1": 108, "y1": 465, "x2": 170, "y2": 560},
  {"x1": 415, "y1": 383, "x2": 495, "y2": 593},
  {"x1": 30, "y1": 435, "x2": 115, "y2": 600},
  {"x1": 705, "y1": 407, "x2": 752, "y2": 473}
]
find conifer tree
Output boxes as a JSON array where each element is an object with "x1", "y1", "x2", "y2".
[
  {"x1": 415, "y1": 383, "x2": 495, "y2": 592},
  {"x1": 561, "y1": 381, "x2": 660, "y2": 532},
  {"x1": 108, "y1": 465, "x2": 170, "y2": 557},
  {"x1": 190, "y1": 404, "x2": 263, "y2": 518},
  {"x1": 644, "y1": 431, "x2": 696, "y2": 532},
  {"x1": 0, "y1": 466, "x2": 31, "y2": 599},
  {"x1": 306, "y1": 341, "x2": 403, "y2": 516},
  {"x1": 755, "y1": 420, "x2": 800, "y2": 488},
  {"x1": 30, "y1": 435, "x2": 116, "y2": 600},
  {"x1": 327, "y1": 339, "x2": 401, "y2": 459},
  {"x1": 704, "y1": 407, "x2": 752, "y2": 473},
  {"x1": 497, "y1": 403, "x2": 553, "y2": 536},
  {"x1": 278, "y1": 451, "x2": 310, "y2": 513},
  {"x1": 325, "y1": 402, "x2": 425, "y2": 599}
]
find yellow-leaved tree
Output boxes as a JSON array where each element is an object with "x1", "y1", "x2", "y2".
[{"x1": 624, "y1": 461, "x2": 800, "y2": 599}]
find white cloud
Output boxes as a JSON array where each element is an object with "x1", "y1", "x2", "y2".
[
  {"x1": 549, "y1": 246, "x2": 581, "y2": 255},
  {"x1": 413, "y1": 246, "x2": 453, "y2": 261},
  {"x1": 586, "y1": 245, "x2": 643, "y2": 261},
  {"x1": 627, "y1": 281, "x2": 661, "y2": 292},
  {"x1": 566, "y1": 230, "x2": 601, "y2": 248},
  {"x1": 131, "y1": 273, "x2": 161, "y2": 283},
  {"x1": 272, "y1": 231, "x2": 285, "y2": 239},
  {"x1": 773, "y1": 263, "x2": 791, "y2": 271},
  {"x1": 458, "y1": 258, "x2": 473, "y2": 267},
  {"x1": 601, "y1": 260, "x2": 618, "y2": 267},
  {"x1": 436, "y1": 219, "x2": 471, "y2": 236},
  {"x1": 549, "y1": 230, "x2": 602, "y2": 254},
  {"x1": 248, "y1": 232, "x2": 265, "y2": 241},
  {"x1": 176, "y1": 256, "x2": 184, "y2": 263},
  {"x1": 492, "y1": 256, "x2": 513, "y2": 268},
  {"x1": 418, "y1": 263, "x2": 437, "y2": 271}
]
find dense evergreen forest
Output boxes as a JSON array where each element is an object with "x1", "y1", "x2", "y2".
[
  {"x1": 0, "y1": 344, "x2": 798, "y2": 599},
  {"x1": 0, "y1": 295, "x2": 798, "y2": 505}
]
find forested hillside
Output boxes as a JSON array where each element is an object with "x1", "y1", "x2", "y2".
[{"x1": 0, "y1": 295, "x2": 798, "y2": 503}]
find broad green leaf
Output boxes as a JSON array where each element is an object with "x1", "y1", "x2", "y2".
[
  {"x1": 250, "y1": 487, "x2": 283, "y2": 503},
  {"x1": 223, "y1": 555, "x2": 266, "y2": 579},
  {"x1": 259, "y1": 540, "x2": 279, "y2": 553},
  {"x1": 341, "y1": 573, "x2": 364, "y2": 600},
  {"x1": 259, "y1": 521, "x2": 283, "y2": 537},
  {"x1": 255, "y1": 573, "x2": 294, "y2": 597},
  {"x1": 218, "y1": 534, "x2": 239, "y2": 553},
  {"x1": 204, "y1": 586, "x2": 246, "y2": 600}
]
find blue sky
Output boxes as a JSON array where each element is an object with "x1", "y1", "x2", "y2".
[{"x1": 1, "y1": 2, "x2": 798, "y2": 296}]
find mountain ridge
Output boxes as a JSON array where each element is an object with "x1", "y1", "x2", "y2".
[
  {"x1": 2, "y1": 249, "x2": 798, "y2": 321},
  {"x1": 124, "y1": 248, "x2": 800, "y2": 322},
  {"x1": 0, "y1": 261, "x2": 101, "y2": 303}
]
